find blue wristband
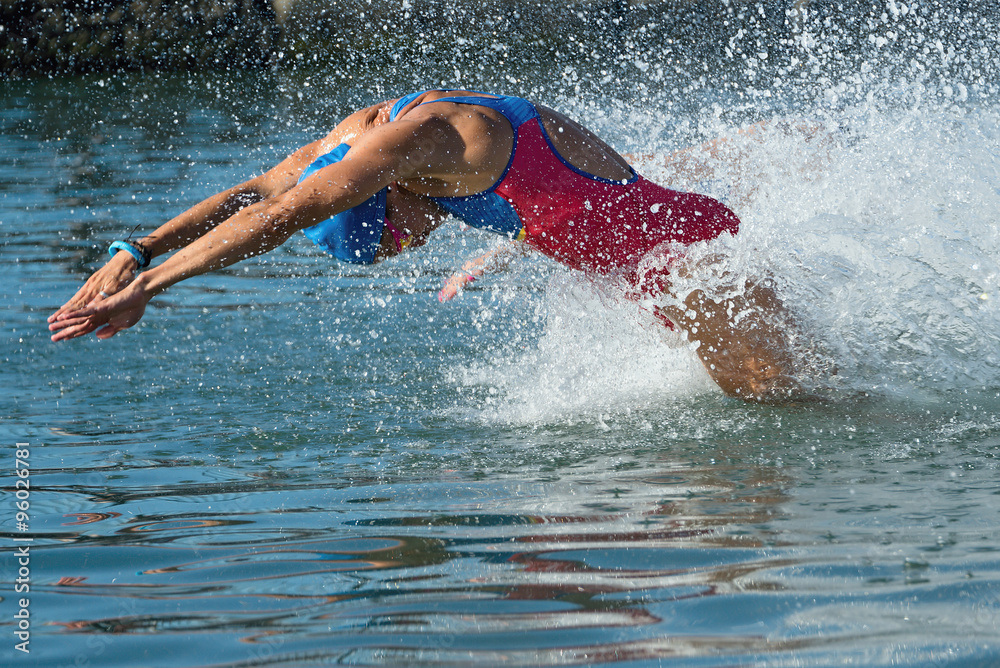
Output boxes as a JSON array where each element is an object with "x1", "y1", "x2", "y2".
[{"x1": 109, "y1": 240, "x2": 150, "y2": 268}]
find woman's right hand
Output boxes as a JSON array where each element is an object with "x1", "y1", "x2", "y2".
[
  {"x1": 47, "y1": 251, "x2": 139, "y2": 324},
  {"x1": 438, "y1": 271, "x2": 476, "y2": 302},
  {"x1": 437, "y1": 242, "x2": 523, "y2": 302}
]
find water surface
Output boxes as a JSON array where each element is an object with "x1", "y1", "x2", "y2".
[{"x1": 3, "y1": 12, "x2": 1000, "y2": 666}]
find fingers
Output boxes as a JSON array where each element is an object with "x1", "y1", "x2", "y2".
[
  {"x1": 49, "y1": 310, "x2": 121, "y2": 342},
  {"x1": 438, "y1": 282, "x2": 457, "y2": 302},
  {"x1": 50, "y1": 276, "x2": 127, "y2": 322},
  {"x1": 49, "y1": 291, "x2": 90, "y2": 323},
  {"x1": 48, "y1": 314, "x2": 100, "y2": 342},
  {"x1": 48, "y1": 297, "x2": 112, "y2": 340},
  {"x1": 50, "y1": 282, "x2": 148, "y2": 343},
  {"x1": 49, "y1": 256, "x2": 137, "y2": 323},
  {"x1": 438, "y1": 274, "x2": 470, "y2": 302},
  {"x1": 50, "y1": 299, "x2": 95, "y2": 323},
  {"x1": 48, "y1": 310, "x2": 92, "y2": 331},
  {"x1": 49, "y1": 281, "x2": 105, "y2": 322}
]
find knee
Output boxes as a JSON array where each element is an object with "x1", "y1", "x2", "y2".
[{"x1": 702, "y1": 348, "x2": 800, "y2": 403}]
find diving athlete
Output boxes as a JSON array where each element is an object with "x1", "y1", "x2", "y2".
[{"x1": 48, "y1": 90, "x2": 799, "y2": 401}]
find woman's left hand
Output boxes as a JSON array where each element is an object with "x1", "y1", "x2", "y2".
[{"x1": 48, "y1": 251, "x2": 139, "y2": 324}]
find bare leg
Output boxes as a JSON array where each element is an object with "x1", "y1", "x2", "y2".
[{"x1": 656, "y1": 280, "x2": 801, "y2": 402}]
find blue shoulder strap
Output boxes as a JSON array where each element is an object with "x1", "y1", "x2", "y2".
[
  {"x1": 389, "y1": 91, "x2": 425, "y2": 120},
  {"x1": 297, "y1": 143, "x2": 387, "y2": 264},
  {"x1": 389, "y1": 91, "x2": 538, "y2": 129},
  {"x1": 430, "y1": 95, "x2": 538, "y2": 129}
]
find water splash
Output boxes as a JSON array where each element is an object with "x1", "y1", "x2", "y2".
[
  {"x1": 452, "y1": 99, "x2": 1000, "y2": 418},
  {"x1": 455, "y1": 271, "x2": 717, "y2": 424},
  {"x1": 752, "y1": 104, "x2": 1000, "y2": 398}
]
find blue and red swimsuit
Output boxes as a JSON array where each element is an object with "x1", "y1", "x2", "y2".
[{"x1": 303, "y1": 91, "x2": 741, "y2": 278}]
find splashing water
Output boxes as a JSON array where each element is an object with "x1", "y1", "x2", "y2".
[
  {"x1": 745, "y1": 104, "x2": 1000, "y2": 398},
  {"x1": 454, "y1": 271, "x2": 716, "y2": 423},
  {"x1": 450, "y1": 98, "x2": 1000, "y2": 418}
]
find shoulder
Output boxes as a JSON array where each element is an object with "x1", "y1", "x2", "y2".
[
  {"x1": 391, "y1": 96, "x2": 514, "y2": 158},
  {"x1": 338, "y1": 106, "x2": 467, "y2": 176},
  {"x1": 371, "y1": 101, "x2": 465, "y2": 154}
]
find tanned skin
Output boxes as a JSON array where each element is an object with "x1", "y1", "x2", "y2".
[{"x1": 49, "y1": 91, "x2": 798, "y2": 401}]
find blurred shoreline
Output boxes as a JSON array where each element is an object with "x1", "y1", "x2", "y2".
[{"x1": 3, "y1": 0, "x2": 998, "y2": 110}]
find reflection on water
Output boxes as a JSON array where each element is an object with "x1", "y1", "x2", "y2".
[
  {"x1": 8, "y1": 426, "x2": 999, "y2": 666},
  {"x1": 27, "y1": 458, "x2": 796, "y2": 663}
]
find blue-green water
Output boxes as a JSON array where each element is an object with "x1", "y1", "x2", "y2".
[{"x1": 4, "y1": 11, "x2": 1000, "y2": 666}]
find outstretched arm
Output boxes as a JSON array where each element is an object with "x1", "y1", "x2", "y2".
[
  {"x1": 48, "y1": 159, "x2": 386, "y2": 341},
  {"x1": 48, "y1": 112, "x2": 467, "y2": 341},
  {"x1": 130, "y1": 102, "x2": 400, "y2": 261},
  {"x1": 47, "y1": 138, "x2": 326, "y2": 323},
  {"x1": 48, "y1": 101, "x2": 399, "y2": 323},
  {"x1": 438, "y1": 241, "x2": 527, "y2": 302}
]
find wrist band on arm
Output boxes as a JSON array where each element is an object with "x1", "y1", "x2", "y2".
[{"x1": 109, "y1": 240, "x2": 151, "y2": 268}]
